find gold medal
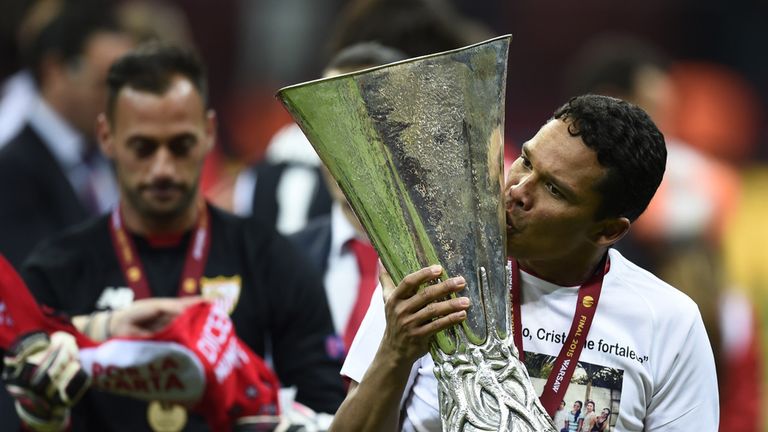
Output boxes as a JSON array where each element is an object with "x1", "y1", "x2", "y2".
[
  {"x1": 147, "y1": 401, "x2": 187, "y2": 432},
  {"x1": 182, "y1": 277, "x2": 197, "y2": 294},
  {"x1": 127, "y1": 266, "x2": 142, "y2": 282}
]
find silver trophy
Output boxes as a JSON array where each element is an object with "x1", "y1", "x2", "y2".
[{"x1": 277, "y1": 35, "x2": 555, "y2": 432}]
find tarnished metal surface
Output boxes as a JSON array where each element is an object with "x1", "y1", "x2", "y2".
[{"x1": 277, "y1": 35, "x2": 555, "y2": 431}]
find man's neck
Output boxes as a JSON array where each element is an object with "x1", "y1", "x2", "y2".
[
  {"x1": 517, "y1": 248, "x2": 609, "y2": 286},
  {"x1": 120, "y1": 200, "x2": 201, "y2": 237}
]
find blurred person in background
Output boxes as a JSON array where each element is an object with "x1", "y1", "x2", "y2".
[
  {"x1": 328, "y1": 0, "x2": 492, "y2": 59},
  {"x1": 0, "y1": 2, "x2": 199, "y2": 428},
  {"x1": 0, "y1": 0, "x2": 194, "y2": 150},
  {"x1": 0, "y1": 0, "x2": 56, "y2": 148},
  {"x1": 231, "y1": 120, "x2": 333, "y2": 234},
  {"x1": 565, "y1": 34, "x2": 760, "y2": 432},
  {"x1": 18, "y1": 43, "x2": 345, "y2": 431},
  {"x1": 0, "y1": 1, "x2": 134, "y2": 268},
  {"x1": 287, "y1": 42, "x2": 406, "y2": 360},
  {"x1": 0, "y1": 2, "x2": 132, "y2": 428},
  {"x1": 231, "y1": 0, "x2": 495, "y2": 235},
  {"x1": 115, "y1": 0, "x2": 195, "y2": 50}
]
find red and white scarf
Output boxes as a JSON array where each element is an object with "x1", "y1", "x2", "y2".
[{"x1": 0, "y1": 255, "x2": 281, "y2": 431}]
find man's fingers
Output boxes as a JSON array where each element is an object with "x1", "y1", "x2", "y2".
[
  {"x1": 126, "y1": 328, "x2": 155, "y2": 338},
  {"x1": 160, "y1": 296, "x2": 207, "y2": 314},
  {"x1": 378, "y1": 261, "x2": 394, "y2": 292},
  {"x1": 403, "y1": 276, "x2": 466, "y2": 313},
  {"x1": 135, "y1": 296, "x2": 207, "y2": 320},
  {"x1": 379, "y1": 267, "x2": 470, "y2": 362},
  {"x1": 406, "y1": 296, "x2": 470, "y2": 326},
  {"x1": 410, "y1": 310, "x2": 467, "y2": 338},
  {"x1": 392, "y1": 265, "x2": 443, "y2": 299},
  {"x1": 178, "y1": 296, "x2": 206, "y2": 306},
  {"x1": 379, "y1": 261, "x2": 396, "y2": 302}
]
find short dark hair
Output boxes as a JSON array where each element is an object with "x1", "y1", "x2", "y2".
[
  {"x1": 27, "y1": 1, "x2": 121, "y2": 84},
  {"x1": 106, "y1": 43, "x2": 207, "y2": 121},
  {"x1": 553, "y1": 94, "x2": 666, "y2": 222},
  {"x1": 329, "y1": 0, "x2": 493, "y2": 58},
  {"x1": 566, "y1": 35, "x2": 670, "y2": 99},
  {"x1": 326, "y1": 42, "x2": 407, "y2": 73}
]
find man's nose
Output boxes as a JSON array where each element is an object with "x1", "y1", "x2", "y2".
[
  {"x1": 148, "y1": 147, "x2": 175, "y2": 178},
  {"x1": 506, "y1": 174, "x2": 533, "y2": 211}
]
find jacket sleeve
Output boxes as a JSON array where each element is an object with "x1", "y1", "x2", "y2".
[
  {"x1": 261, "y1": 229, "x2": 346, "y2": 414},
  {"x1": 20, "y1": 239, "x2": 71, "y2": 311}
]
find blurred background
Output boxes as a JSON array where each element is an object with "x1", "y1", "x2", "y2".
[{"x1": 1, "y1": 0, "x2": 766, "y2": 430}]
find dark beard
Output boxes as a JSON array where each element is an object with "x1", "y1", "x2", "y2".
[{"x1": 122, "y1": 181, "x2": 198, "y2": 224}]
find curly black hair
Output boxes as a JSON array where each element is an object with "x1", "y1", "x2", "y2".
[{"x1": 553, "y1": 94, "x2": 666, "y2": 222}]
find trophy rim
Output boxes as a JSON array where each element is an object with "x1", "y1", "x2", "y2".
[{"x1": 275, "y1": 33, "x2": 513, "y2": 96}]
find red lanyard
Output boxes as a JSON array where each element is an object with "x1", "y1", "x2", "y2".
[
  {"x1": 108, "y1": 204, "x2": 211, "y2": 300},
  {"x1": 510, "y1": 257, "x2": 609, "y2": 418}
]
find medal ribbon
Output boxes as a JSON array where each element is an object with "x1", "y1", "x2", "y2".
[
  {"x1": 108, "y1": 203, "x2": 211, "y2": 300},
  {"x1": 510, "y1": 257, "x2": 609, "y2": 418}
]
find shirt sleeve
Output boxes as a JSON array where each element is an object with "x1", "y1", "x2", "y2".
[
  {"x1": 644, "y1": 309, "x2": 719, "y2": 431},
  {"x1": 341, "y1": 284, "x2": 440, "y2": 431},
  {"x1": 341, "y1": 283, "x2": 386, "y2": 383}
]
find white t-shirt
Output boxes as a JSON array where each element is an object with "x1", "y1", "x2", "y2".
[
  {"x1": 324, "y1": 202, "x2": 362, "y2": 334},
  {"x1": 341, "y1": 249, "x2": 719, "y2": 431}
]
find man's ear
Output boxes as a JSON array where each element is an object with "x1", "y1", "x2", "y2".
[
  {"x1": 96, "y1": 113, "x2": 115, "y2": 159},
  {"x1": 204, "y1": 109, "x2": 217, "y2": 153},
  {"x1": 591, "y1": 217, "x2": 630, "y2": 247}
]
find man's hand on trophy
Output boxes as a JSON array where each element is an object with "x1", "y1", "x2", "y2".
[
  {"x1": 2, "y1": 331, "x2": 90, "y2": 432},
  {"x1": 380, "y1": 264, "x2": 470, "y2": 362}
]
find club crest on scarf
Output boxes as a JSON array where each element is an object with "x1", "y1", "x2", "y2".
[{"x1": 200, "y1": 275, "x2": 242, "y2": 314}]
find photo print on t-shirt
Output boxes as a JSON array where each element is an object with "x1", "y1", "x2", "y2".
[{"x1": 524, "y1": 351, "x2": 621, "y2": 430}]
